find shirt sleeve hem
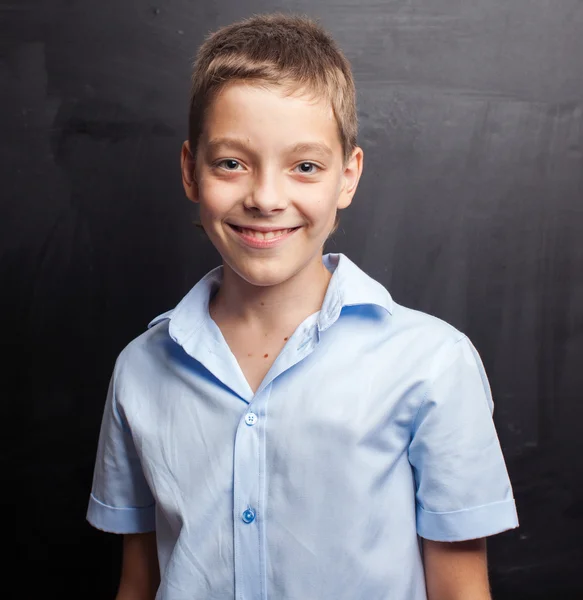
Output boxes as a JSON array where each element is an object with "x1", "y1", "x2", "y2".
[
  {"x1": 86, "y1": 493, "x2": 156, "y2": 534},
  {"x1": 417, "y1": 498, "x2": 519, "y2": 542}
]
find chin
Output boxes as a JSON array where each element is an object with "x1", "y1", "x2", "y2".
[
  {"x1": 229, "y1": 258, "x2": 296, "y2": 288},
  {"x1": 224, "y1": 249, "x2": 321, "y2": 288}
]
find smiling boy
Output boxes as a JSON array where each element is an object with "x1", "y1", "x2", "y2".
[{"x1": 87, "y1": 13, "x2": 518, "y2": 600}]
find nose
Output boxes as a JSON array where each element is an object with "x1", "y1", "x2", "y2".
[{"x1": 243, "y1": 170, "x2": 287, "y2": 215}]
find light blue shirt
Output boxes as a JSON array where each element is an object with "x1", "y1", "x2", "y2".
[{"x1": 87, "y1": 253, "x2": 518, "y2": 600}]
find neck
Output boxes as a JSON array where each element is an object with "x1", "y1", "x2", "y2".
[{"x1": 210, "y1": 255, "x2": 332, "y2": 332}]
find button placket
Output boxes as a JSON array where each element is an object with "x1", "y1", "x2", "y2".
[{"x1": 233, "y1": 391, "x2": 268, "y2": 600}]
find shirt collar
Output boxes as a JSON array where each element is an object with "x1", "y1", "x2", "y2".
[
  {"x1": 148, "y1": 253, "x2": 393, "y2": 343},
  {"x1": 317, "y1": 253, "x2": 393, "y2": 332}
]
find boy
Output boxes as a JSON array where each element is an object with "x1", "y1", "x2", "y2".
[{"x1": 87, "y1": 13, "x2": 518, "y2": 600}]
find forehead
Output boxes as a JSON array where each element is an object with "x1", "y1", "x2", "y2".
[{"x1": 200, "y1": 81, "x2": 342, "y2": 154}]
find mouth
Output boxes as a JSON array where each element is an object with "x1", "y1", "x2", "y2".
[{"x1": 228, "y1": 225, "x2": 301, "y2": 240}]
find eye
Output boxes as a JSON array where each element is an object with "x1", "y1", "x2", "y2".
[
  {"x1": 216, "y1": 159, "x2": 243, "y2": 171},
  {"x1": 294, "y1": 162, "x2": 320, "y2": 175}
]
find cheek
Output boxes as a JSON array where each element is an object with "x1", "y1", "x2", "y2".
[
  {"x1": 298, "y1": 182, "x2": 341, "y2": 222},
  {"x1": 199, "y1": 178, "x2": 242, "y2": 218}
]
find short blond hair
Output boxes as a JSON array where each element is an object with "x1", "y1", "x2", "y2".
[{"x1": 188, "y1": 13, "x2": 358, "y2": 164}]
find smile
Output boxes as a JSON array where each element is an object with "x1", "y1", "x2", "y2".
[
  {"x1": 228, "y1": 224, "x2": 301, "y2": 248},
  {"x1": 230, "y1": 226, "x2": 298, "y2": 239}
]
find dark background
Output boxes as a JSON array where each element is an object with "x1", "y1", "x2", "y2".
[{"x1": 1, "y1": 1, "x2": 582, "y2": 598}]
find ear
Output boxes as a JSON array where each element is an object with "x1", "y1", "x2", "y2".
[
  {"x1": 337, "y1": 146, "x2": 364, "y2": 210},
  {"x1": 181, "y1": 140, "x2": 199, "y2": 203}
]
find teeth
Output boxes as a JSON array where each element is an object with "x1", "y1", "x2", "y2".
[{"x1": 239, "y1": 228, "x2": 294, "y2": 239}]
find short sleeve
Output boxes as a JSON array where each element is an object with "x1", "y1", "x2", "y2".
[
  {"x1": 86, "y1": 362, "x2": 155, "y2": 534},
  {"x1": 408, "y1": 335, "x2": 519, "y2": 542}
]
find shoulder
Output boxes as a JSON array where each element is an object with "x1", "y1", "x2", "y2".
[
  {"x1": 336, "y1": 254, "x2": 465, "y2": 350},
  {"x1": 390, "y1": 299, "x2": 466, "y2": 348},
  {"x1": 382, "y1": 300, "x2": 480, "y2": 384},
  {"x1": 114, "y1": 308, "x2": 175, "y2": 379},
  {"x1": 394, "y1": 300, "x2": 463, "y2": 333},
  {"x1": 336, "y1": 254, "x2": 471, "y2": 368}
]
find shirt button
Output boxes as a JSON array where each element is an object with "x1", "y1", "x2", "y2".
[
  {"x1": 242, "y1": 508, "x2": 256, "y2": 524},
  {"x1": 244, "y1": 412, "x2": 258, "y2": 426}
]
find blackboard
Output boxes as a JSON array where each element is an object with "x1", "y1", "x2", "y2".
[{"x1": 1, "y1": 1, "x2": 582, "y2": 597}]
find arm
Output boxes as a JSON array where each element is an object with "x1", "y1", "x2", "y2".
[
  {"x1": 423, "y1": 538, "x2": 491, "y2": 600},
  {"x1": 115, "y1": 532, "x2": 160, "y2": 600}
]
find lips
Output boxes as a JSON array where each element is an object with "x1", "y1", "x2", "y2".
[{"x1": 229, "y1": 225, "x2": 299, "y2": 240}]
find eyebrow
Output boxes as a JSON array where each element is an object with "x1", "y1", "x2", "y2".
[
  {"x1": 288, "y1": 142, "x2": 334, "y2": 158},
  {"x1": 205, "y1": 137, "x2": 334, "y2": 159}
]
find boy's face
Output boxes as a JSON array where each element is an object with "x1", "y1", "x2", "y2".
[{"x1": 181, "y1": 81, "x2": 363, "y2": 288}]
